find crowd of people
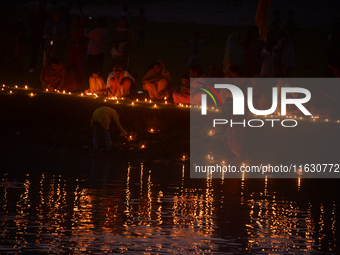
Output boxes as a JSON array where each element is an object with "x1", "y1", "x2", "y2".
[
  {"x1": 1, "y1": 1, "x2": 340, "y2": 156},
  {"x1": 1, "y1": 1, "x2": 340, "y2": 107}
]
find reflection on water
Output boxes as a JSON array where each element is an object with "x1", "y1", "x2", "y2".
[{"x1": 0, "y1": 159, "x2": 339, "y2": 254}]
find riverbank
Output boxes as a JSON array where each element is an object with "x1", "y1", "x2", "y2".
[
  {"x1": 0, "y1": 87, "x2": 192, "y2": 171},
  {"x1": 1, "y1": 86, "x2": 340, "y2": 174}
]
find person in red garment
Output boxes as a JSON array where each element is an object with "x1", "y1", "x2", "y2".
[
  {"x1": 111, "y1": 17, "x2": 134, "y2": 71},
  {"x1": 86, "y1": 69, "x2": 107, "y2": 95},
  {"x1": 106, "y1": 65, "x2": 135, "y2": 97},
  {"x1": 40, "y1": 57, "x2": 77, "y2": 91},
  {"x1": 172, "y1": 64, "x2": 204, "y2": 105},
  {"x1": 67, "y1": 15, "x2": 87, "y2": 91},
  {"x1": 142, "y1": 60, "x2": 172, "y2": 100}
]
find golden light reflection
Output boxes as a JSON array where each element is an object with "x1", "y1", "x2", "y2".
[
  {"x1": 1, "y1": 174, "x2": 9, "y2": 236},
  {"x1": 246, "y1": 184, "x2": 318, "y2": 253},
  {"x1": 2, "y1": 173, "x2": 8, "y2": 215},
  {"x1": 147, "y1": 169, "x2": 152, "y2": 222},
  {"x1": 240, "y1": 175, "x2": 245, "y2": 205},
  {"x1": 180, "y1": 164, "x2": 186, "y2": 191},
  {"x1": 125, "y1": 164, "x2": 132, "y2": 218},
  {"x1": 264, "y1": 176, "x2": 267, "y2": 197},
  {"x1": 157, "y1": 191, "x2": 163, "y2": 225},
  {"x1": 0, "y1": 168, "x2": 338, "y2": 254},
  {"x1": 170, "y1": 165, "x2": 215, "y2": 252},
  {"x1": 13, "y1": 177, "x2": 31, "y2": 243},
  {"x1": 119, "y1": 163, "x2": 217, "y2": 252},
  {"x1": 318, "y1": 202, "x2": 326, "y2": 246},
  {"x1": 71, "y1": 184, "x2": 95, "y2": 249},
  {"x1": 140, "y1": 163, "x2": 143, "y2": 196},
  {"x1": 331, "y1": 201, "x2": 336, "y2": 249}
]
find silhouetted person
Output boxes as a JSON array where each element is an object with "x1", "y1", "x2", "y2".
[
  {"x1": 91, "y1": 106, "x2": 127, "y2": 154},
  {"x1": 134, "y1": 7, "x2": 148, "y2": 47},
  {"x1": 325, "y1": 22, "x2": 340, "y2": 77},
  {"x1": 43, "y1": 8, "x2": 67, "y2": 66},
  {"x1": 241, "y1": 26, "x2": 263, "y2": 77},
  {"x1": 0, "y1": 5, "x2": 17, "y2": 71},
  {"x1": 29, "y1": 0, "x2": 51, "y2": 73},
  {"x1": 67, "y1": 15, "x2": 87, "y2": 91},
  {"x1": 176, "y1": 31, "x2": 213, "y2": 67},
  {"x1": 111, "y1": 17, "x2": 134, "y2": 71},
  {"x1": 84, "y1": 17, "x2": 108, "y2": 76}
]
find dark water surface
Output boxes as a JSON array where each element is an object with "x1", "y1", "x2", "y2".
[{"x1": 0, "y1": 157, "x2": 339, "y2": 254}]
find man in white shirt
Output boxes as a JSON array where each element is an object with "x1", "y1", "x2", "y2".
[{"x1": 106, "y1": 65, "x2": 135, "y2": 97}]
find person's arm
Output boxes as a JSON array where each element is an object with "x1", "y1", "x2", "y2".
[
  {"x1": 106, "y1": 73, "x2": 113, "y2": 88},
  {"x1": 98, "y1": 77, "x2": 107, "y2": 91},
  {"x1": 123, "y1": 71, "x2": 135, "y2": 83},
  {"x1": 110, "y1": 109, "x2": 128, "y2": 136},
  {"x1": 142, "y1": 70, "x2": 158, "y2": 84},
  {"x1": 87, "y1": 76, "x2": 94, "y2": 93},
  {"x1": 161, "y1": 71, "x2": 172, "y2": 82},
  {"x1": 144, "y1": 77, "x2": 159, "y2": 84},
  {"x1": 84, "y1": 28, "x2": 94, "y2": 38},
  {"x1": 106, "y1": 86, "x2": 113, "y2": 95},
  {"x1": 182, "y1": 85, "x2": 190, "y2": 94},
  {"x1": 106, "y1": 73, "x2": 114, "y2": 95}
]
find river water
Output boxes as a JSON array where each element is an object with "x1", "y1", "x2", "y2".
[{"x1": 0, "y1": 158, "x2": 339, "y2": 254}]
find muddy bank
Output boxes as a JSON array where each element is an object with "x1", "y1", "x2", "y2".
[
  {"x1": 1, "y1": 88, "x2": 340, "y2": 174},
  {"x1": 0, "y1": 89, "x2": 192, "y2": 171}
]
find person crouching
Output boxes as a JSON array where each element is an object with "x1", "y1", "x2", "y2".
[
  {"x1": 106, "y1": 65, "x2": 135, "y2": 97},
  {"x1": 91, "y1": 106, "x2": 128, "y2": 154}
]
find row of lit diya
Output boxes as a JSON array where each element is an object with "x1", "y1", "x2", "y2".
[
  {"x1": 2, "y1": 84, "x2": 340, "y2": 123},
  {"x1": 2, "y1": 84, "x2": 190, "y2": 159}
]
